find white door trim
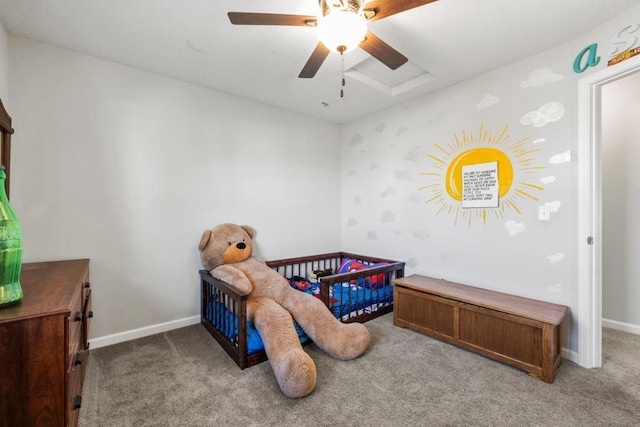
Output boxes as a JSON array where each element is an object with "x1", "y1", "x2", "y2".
[{"x1": 577, "y1": 55, "x2": 640, "y2": 368}]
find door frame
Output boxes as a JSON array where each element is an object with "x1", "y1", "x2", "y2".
[{"x1": 577, "y1": 54, "x2": 640, "y2": 368}]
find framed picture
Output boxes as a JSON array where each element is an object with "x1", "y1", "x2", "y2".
[{"x1": 0, "y1": 97, "x2": 15, "y2": 199}]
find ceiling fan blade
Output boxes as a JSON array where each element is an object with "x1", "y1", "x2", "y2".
[
  {"x1": 364, "y1": 0, "x2": 438, "y2": 22},
  {"x1": 228, "y1": 12, "x2": 317, "y2": 26},
  {"x1": 299, "y1": 43, "x2": 331, "y2": 78},
  {"x1": 359, "y1": 31, "x2": 408, "y2": 70}
]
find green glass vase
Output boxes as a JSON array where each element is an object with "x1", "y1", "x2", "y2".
[{"x1": 0, "y1": 165, "x2": 23, "y2": 307}]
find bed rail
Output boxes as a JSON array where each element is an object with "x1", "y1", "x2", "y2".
[
  {"x1": 267, "y1": 252, "x2": 405, "y2": 323},
  {"x1": 200, "y1": 270, "x2": 267, "y2": 369}
]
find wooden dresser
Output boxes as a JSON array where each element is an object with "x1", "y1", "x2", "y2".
[{"x1": 0, "y1": 259, "x2": 92, "y2": 427}]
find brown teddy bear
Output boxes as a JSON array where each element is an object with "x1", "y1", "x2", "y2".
[{"x1": 198, "y1": 223, "x2": 370, "y2": 398}]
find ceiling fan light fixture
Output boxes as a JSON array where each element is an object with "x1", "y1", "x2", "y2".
[{"x1": 317, "y1": 9, "x2": 367, "y2": 53}]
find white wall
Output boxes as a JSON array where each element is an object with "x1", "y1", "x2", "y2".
[
  {"x1": 602, "y1": 71, "x2": 640, "y2": 331},
  {"x1": 341, "y1": 5, "x2": 640, "y2": 357},
  {"x1": 8, "y1": 36, "x2": 341, "y2": 342}
]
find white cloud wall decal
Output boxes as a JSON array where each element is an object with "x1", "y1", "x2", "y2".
[
  {"x1": 545, "y1": 201, "x2": 562, "y2": 213},
  {"x1": 367, "y1": 231, "x2": 378, "y2": 240},
  {"x1": 412, "y1": 229, "x2": 430, "y2": 240},
  {"x1": 381, "y1": 187, "x2": 397, "y2": 197},
  {"x1": 349, "y1": 133, "x2": 364, "y2": 146},
  {"x1": 347, "y1": 218, "x2": 358, "y2": 227},
  {"x1": 409, "y1": 193, "x2": 421, "y2": 203},
  {"x1": 547, "y1": 253, "x2": 565, "y2": 263},
  {"x1": 405, "y1": 145, "x2": 423, "y2": 162},
  {"x1": 477, "y1": 93, "x2": 500, "y2": 109},
  {"x1": 381, "y1": 210, "x2": 396, "y2": 223},
  {"x1": 521, "y1": 102, "x2": 565, "y2": 127},
  {"x1": 540, "y1": 176, "x2": 556, "y2": 184},
  {"x1": 395, "y1": 170, "x2": 412, "y2": 181},
  {"x1": 505, "y1": 220, "x2": 526, "y2": 236},
  {"x1": 547, "y1": 283, "x2": 563, "y2": 294},
  {"x1": 549, "y1": 151, "x2": 571, "y2": 164},
  {"x1": 520, "y1": 68, "x2": 565, "y2": 88}
]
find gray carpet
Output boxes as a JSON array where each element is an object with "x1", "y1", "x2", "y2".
[{"x1": 79, "y1": 314, "x2": 640, "y2": 426}]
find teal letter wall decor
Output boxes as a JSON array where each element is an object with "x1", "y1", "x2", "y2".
[{"x1": 573, "y1": 43, "x2": 601, "y2": 73}]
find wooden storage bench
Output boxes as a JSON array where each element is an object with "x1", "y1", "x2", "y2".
[{"x1": 392, "y1": 274, "x2": 568, "y2": 383}]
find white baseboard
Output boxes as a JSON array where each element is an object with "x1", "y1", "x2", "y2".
[
  {"x1": 562, "y1": 347, "x2": 579, "y2": 364},
  {"x1": 88, "y1": 316, "x2": 633, "y2": 363},
  {"x1": 563, "y1": 320, "x2": 639, "y2": 367},
  {"x1": 88, "y1": 315, "x2": 201, "y2": 349},
  {"x1": 602, "y1": 318, "x2": 640, "y2": 335}
]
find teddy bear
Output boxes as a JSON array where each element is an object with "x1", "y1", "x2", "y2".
[{"x1": 198, "y1": 223, "x2": 370, "y2": 398}]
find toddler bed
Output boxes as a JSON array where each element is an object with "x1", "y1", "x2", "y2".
[{"x1": 200, "y1": 252, "x2": 405, "y2": 369}]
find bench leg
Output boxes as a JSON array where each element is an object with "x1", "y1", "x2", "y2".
[{"x1": 540, "y1": 323, "x2": 558, "y2": 383}]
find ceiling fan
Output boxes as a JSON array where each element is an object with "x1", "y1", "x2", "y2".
[{"x1": 228, "y1": 0, "x2": 438, "y2": 79}]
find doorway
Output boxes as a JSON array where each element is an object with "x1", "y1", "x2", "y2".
[{"x1": 578, "y1": 54, "x2": 640, "y2": 369}]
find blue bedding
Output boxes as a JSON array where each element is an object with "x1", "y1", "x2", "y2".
[
  {"x1": 328, "y1": 282, "x2": 394, "y2": 318},
  {"x1": 205, "y1": 297, "x2": 310, "y2": 355},
  {"x1": 288, "y1": 274, "x2": 393, "y2": 318}
]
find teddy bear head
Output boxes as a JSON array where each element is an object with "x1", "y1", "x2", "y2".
[{"x1": 199, "y1": 223, "x2": 256, "y2": 271}]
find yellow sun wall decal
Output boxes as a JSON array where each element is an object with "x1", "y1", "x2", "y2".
[{"x1": 419, "y1": 124, "x2": 545, "y2": 225}]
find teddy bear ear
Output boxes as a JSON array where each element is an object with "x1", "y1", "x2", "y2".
[
  {"x1": 198, "y1": 230, "x2": 212, "y2": 252},
  {"x1": 241, "y1": 225, "x2": 256, "y2": 239}
]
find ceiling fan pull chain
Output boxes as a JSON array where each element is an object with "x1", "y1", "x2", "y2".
[{"x1": 340, "y1": 52, "x2": 345, "y2": 98}]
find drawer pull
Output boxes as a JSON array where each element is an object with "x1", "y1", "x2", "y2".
[
  {"x1": 74, "y1": 353, "x2": 83, "y2": 365},
  {"x1": 84, "y1": 281, "x2": 91, "y2": 288},
  {"x1": 73, "y1": 395, "x2": 82, "y2": 410},
  {"x1": 73, "y1": 312, "x2": 82, "y2": 322}
]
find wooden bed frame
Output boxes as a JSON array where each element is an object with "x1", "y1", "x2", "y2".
[{"x1": 200, "y1": 252, "x2": 405, "y2": 369}]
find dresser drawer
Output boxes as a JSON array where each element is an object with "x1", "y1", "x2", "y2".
[
  {"x1": 68, "y1": 286, "x2": 84, "y2": 371},
  {"x1": 83, "y1": 287, "x2": 93, "y2": 349},
  {"x1": 68, "y1": 353, "x2": 86, "y2": 427}
]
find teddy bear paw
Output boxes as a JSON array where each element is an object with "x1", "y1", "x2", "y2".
[
  {"x1": 336, "y1": 323, "x2": 371, "y2": 360},
  {"x1": 274, "y1": 349, "x2": 317, "y2": 398}
]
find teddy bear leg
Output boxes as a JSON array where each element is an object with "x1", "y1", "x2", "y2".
[
  {"x1": 283, "y1": 291, "x2": 371, "y2": 361},
  {"x1": 251, "y1": 297, "x2": 317, "y2": 398}
]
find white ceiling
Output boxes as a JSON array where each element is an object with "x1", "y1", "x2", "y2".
[{"x1": 0, "y1": 0, "x2": 639, "y2": 123}]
